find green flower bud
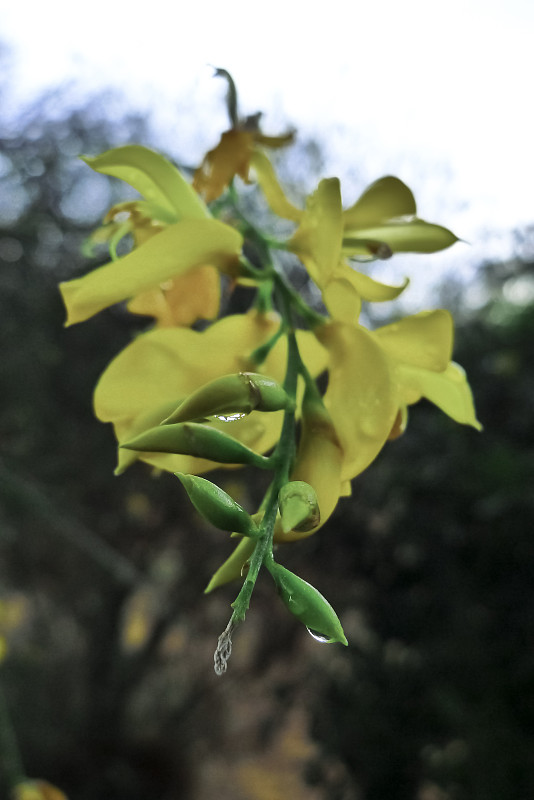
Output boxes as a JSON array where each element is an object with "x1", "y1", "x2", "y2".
[
  {"x1": 162, "y1": 372, "x2": 290, "y2": 425},
  {"x1": 204, "y1": 536, "x2": 256, "y2": 593},
  {"x1": 175, "y1": 473, "x2": 258, "y2": 536},
  {"x1": 266, "y1": 561, "x2": 348, "y2": 645},
  {"x1": 121, "y1": 422, "x2": 269, "y2": 468},
  {"x1": 278, "y1": 480, "x2": 320, "y2": 534}
]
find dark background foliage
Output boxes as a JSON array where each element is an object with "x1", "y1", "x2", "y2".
[{"x1": 1, "y1": 89, "x2": 533, "y2": 800}]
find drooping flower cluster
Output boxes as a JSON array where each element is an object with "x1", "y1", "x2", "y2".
[{"x1": 60, "y1": 77, "x2": 480, "y2": 667}]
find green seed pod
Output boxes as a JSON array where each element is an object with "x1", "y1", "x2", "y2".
[
  {"x1": 278, "y1": 480, "x2": 320, "y2": 534},
  {"x1": 162, "y1": 372, "x2": 290, "y2": 425},
  {"x1": 121, "y1": 422, "x2": 269, "y2": 468},
  {"x1": 266, "y1": 561, "x2": 348, "y2": 645},
  {"x1": 175, "y1": 473, "x2": 258, "y2": 536}
]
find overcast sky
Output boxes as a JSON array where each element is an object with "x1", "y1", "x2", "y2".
[{"x1": 1, "y1": 0, "x2": 533, "y2": 305}]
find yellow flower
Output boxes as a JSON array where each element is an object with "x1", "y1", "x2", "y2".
[
  {"x1": 94, "y1": 311, "x2": 327, "y2": 475},
  {"x1": 193, "y1": 68, "x2": 293, "y2": 203},
  {"x1": 251, "y1": 151, "x2": 457, "y2": 322},
  {"x1": 316, "y1": 310, "x2": 481, "y2": 482},
  {"x1": 60, "y1": 146, "x2": 241, "y2": 326}
]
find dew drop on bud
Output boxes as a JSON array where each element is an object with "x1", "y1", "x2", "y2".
[
  {"x1": 214, "y1": 412, "x2": 247, "y2": 422},
  {"x1": 306, "y1": 627, "x2": 334, "y2": 644}
]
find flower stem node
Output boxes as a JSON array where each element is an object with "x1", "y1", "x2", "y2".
[
  {"x1": 162, "y1": 372, "x2": 291, "y2": 425},
  {"x1": 175, "y1": 473, "x2": 258, "y2": 536},
  {"x1": 121, "y1": 422, "x2": 269, "y2": 468},
  {"x1": 278, "y1": 480, "x2": 320, "y2": 534},
  {"x1": 266, "y1": 561, "x2": 348, "y2": 645}
]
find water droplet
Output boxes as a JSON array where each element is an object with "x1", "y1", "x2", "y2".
[
  {"x1": 306, "y1": 627, "x2": 334, "y2": 644},
  {"x1": 214, "y1": 412, "x2": 247, "y2": 422}
]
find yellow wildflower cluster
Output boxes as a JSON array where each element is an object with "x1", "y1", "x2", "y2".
[{"x1": 59, "y1": 83, "x2": 480, "y2": 663}]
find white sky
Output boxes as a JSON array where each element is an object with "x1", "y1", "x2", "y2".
[{"x1": 1, "y1": 0, "x2": 533, "y2": 304}]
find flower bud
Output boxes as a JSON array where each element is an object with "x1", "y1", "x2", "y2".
[
  {"x1": 121, "y1": 422, "x2": 269, "y2": 468},
  {"x1": 266, "y1": 561, "x2": 348, "y2": 645},
  {"x1": 162, "y1": 372, "x2": 290, "y2": 424},
  {"x1": 204, "y1": 536, "x2": 256, "y2": 593},
  {"x1": 175, "y1": 473, "x2": 258, "y2": 536},
  {"x1": 274, "y1": 390, "x2": 343, "y2": 542},
  {"x1": 278, "y1": 480, "x2": 320, "y2": 534}
]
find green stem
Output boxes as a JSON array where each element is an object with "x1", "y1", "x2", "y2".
[{"x1": 223, "y1": 296, "x2": 300, "y2": 629}]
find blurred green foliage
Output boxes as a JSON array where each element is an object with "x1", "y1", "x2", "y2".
[{"x1": 1, "y1": 87, "x2": 533, "y2": 800}]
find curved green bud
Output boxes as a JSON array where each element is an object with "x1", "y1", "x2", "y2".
[
  {"x1": 266, "y1": 562, "x2": 348, "y2": 645},
  {"x1": 162, "y1": 372, "x2": 290, "y2": 424},
  {"x1": 121, "y1": 422, "x2": 269, "y2": 468},
  {"x1": 278, "y1": 480, "x2": 320, "y2": 534},
  {"x1": 175, "y1": 473, "x2": 258, "y2": 536},
  {"x1": 204, "y1": 536, "x2": 256, "y2": 593}
]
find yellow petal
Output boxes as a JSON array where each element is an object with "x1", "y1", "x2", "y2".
[
  {"x1": 334, "y1": 264, "x2": 409, "y2": 303},
  {"x1": 316, "y1": 322, "x2": 398, "y2": 482},
  {"x1": 396, "y1": 361, "x2": 482, "y2": 430},
  {"x1": 249, "y1": 150, "x2": 303, "y2": 222},
  {"x1": 343, "y1": 176, "x2": 417, "y2": 228},
  {"x1": 126, "y1": 265, "x2": 220, "y2": 327},
  {"x1": 254, "y1": 131, "x2": 295, "y2": 148},
  {"x1": 82, "y1": 145, "x2": 209, "y2": 220},
  {"x1": 323, "y1": 278, "x2": 362, "y2": 324},
  {"x1": 290, "y1": 178, "x2": 343, "y2": 285},
  {"x1": 275, "y1": 397, "x2": 343, "y2": 542},
  {"x1": 374, "y1": 310, "x2": 453, "y2": 371},
  {"x1": 60, "y1": 219, "x2": 242, "y2": 325},
  {"x1": 193, "y1": 130, "x2": 254, "y2": 203}
]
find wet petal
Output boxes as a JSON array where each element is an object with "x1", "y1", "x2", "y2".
[
  {"x1": 82, "y1": 145, "x2": 209, "y2": 220},
  {"x1": 316, "y1": 322, "x2": 398, "y2": 481},
  {"x1": 60, "y1": 219, "x2": 242, "y2": 325},
  {"x1": 375, "y1": 310, "x2": 453, "y2": 371}
]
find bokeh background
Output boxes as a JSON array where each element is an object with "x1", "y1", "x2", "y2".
[{"x1": 1, "y1": 2, "x2": 534, "y2": 798}]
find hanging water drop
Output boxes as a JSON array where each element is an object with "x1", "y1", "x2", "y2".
[
  {"x1": 306, "y1": 627, "x2": 334, "y2": 644},
  {"x1": 214, "y1": 412, "x2": 247, "y2": 422}
]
